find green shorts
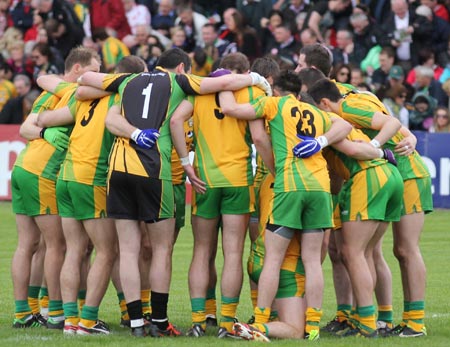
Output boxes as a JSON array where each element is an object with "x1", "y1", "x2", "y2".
[
  {"x1": 339, "y1": 164, "x2": 404, "y2": 223},
  {"x1": 402, "y1": 177, "x2": 433, "y2": 215},
  {"x1": 269, "y1": 191, "x2": 333, "y2": 230},
  {"x1": 173, "y1": 183, "x2": 186, "y2": 229},
  {"x1": 11, "y1": 166, "x2": 58, "y2": 216},
  {"x1": 192, "y1": 186, "x2": 255, "y2": 218},
  {"x1": 56, "y1": 179, "x2": 107, "y2": 220},
  {"x1": 248, "y1": 254, "x2": 305, "y2": 299}
]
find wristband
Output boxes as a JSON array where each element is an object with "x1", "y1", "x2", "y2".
[
  {"x1": 316, "y1": 135, "x2": 328, "y2": 148},
  {"x1": 39, "y1": 127, "x2": 47, "y2": 138},
  {"x1": 370, "y1": 139, "x2": 380, "y2": 148},
  {"x1": 130, "y1": 128, "x2": 141, "y2": 142},
  {"x1": 180, "y1": 156, "x2": 190, "y2": 166},
  {"x1": 377, "y1": 149, "x2": 384, "y2": 158}
]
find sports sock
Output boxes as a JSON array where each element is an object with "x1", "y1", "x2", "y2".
[
  {"x1": 151, "y1": 291, "x2": 169, "y2": 330},
  {"x1": 336, "y1": 304, "x2": 352, "y2": 322},
  {"x1": 28, "y1": 286, "x2": 40, "y2": 315},
  {"x1": 251, "y1": 322, "x2": 269, "y2": 335},
  {"x1": 220, "y1": 296, "x2": 239, "y2": 332},
  {"x1": 407, "y1": 301, "x2": 425, "y2": 332},
  {"x1": 254, "y1": 307, "x2": 270, "y2": 324},
  {"x1": 126, "y1": 300, "x2": 144, "y2": 328},
  {"x1": 305, "y1": 307, "x2": 323, "y2": 334},
  {"x1": 39, "y1": 287, "x2": 49, "y2": 316},
  {"x1": 15, "y1": 300, "x2": 32, "y2": 320},
  {"x1": 48, "y1": 300, "x2": 64, "y2": 321},
  {"x1": 190, "y1": 297, "x2": 206, "y2": 329},
  {"x1": 78, "y1": 289, "x2": 86, "y2": 312},
  {"x1": 141, "y1": 289, "x2": 152, "y2": 316},
  {"x1": 63, "y1": 302, "x2": 79, "y2": 326},
  {"x1": 117, "y1": 292, "x2": 129, "y2": 321},
  {"x1": 401, "y1": 301, "x2": 410, "y2": 326},
  {"x1": 205, "y1": 287, "x2": 217, "y2": 318},
  {"x1": 377, "y1": 304, "x2": 393, "y2": 326},
  {"x1": 269, "y1": 310, "x2": 279, "y2": 322},
  {"x1": 357, "y1": 305, "x2": 376, "y2": 333},
  {"x1": 250, "y1": 289, "x2": 258, "y2": 310},
  {"x1": 80, "y1": 305, "x2": 99, "y2": 328}
]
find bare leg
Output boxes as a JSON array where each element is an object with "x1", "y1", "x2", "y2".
[{"x1": 265, "y1": 297, "x2": 306, "y2": 339}]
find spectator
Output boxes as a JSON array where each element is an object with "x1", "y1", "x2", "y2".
[
  {"x1": 350, "y1": 66, "x2": 365, "y2": 87},
  {"x1": 170, "y1": 25, "x2": 189, "y2": 51},
  {"x1": 23, "y1": 9, "x2": 44, "y2": 43},
  {"x1": 135, "y1": 42, "x2": 163, "y2": 71},
  {"x1": 92, "y1": 27, "x2": 130, "y2": 72},
  {"x1": 420, "y1": 0, "x2": 449, "y2": 22},
  {"x1": 0, "y1": 62, "x2": 17, "y2": 113},
  {"x1": 9, "y1": 0, "x2": 34, "y2": 34},
  {"x1": 414, "y1": 65, "x2": 448, "y2": 107},
  {"x1": 409, "y1": 91, "x2": 437, "y2": 130},
  {"x1": 382, "y1": 83, "x2": 410, "y2": 127},
  {"x1": 330, "y1": 63, "x2": 352, "y2": 84},
  {"x1": 299, "y1": 27, "x2": 319, "y2": 47},
  {"x1": 371, "y1": 46, "x2": 395, "y2": 92},
  {"x1": 429, "y1": 106, "x2": 450, "y2": 133},
  {"x1": 219, "y1": 8, "x2": 261, "y2": 63},
  {"x1": 152, "y1": 0, "x2": 176, "y2": 38},
  {"x1": 67, "y1": 0, "x2": 91, "y2": 37},
  {"x1": 377, "y1": 64, "x2": 415, "y2": 102},
  {"x1": 6, "y1": 40, "x2": 34, "y2": 79},
  {"x1": 236, "y1": 0, "x2": 273, "y2": 33},
  {"x1": 201, "y1": 23, "x2": 230, "y2": 59},
  {"x1": 44, "y1": 17, "x2": 81, "y2": 59},
  {"x1": 331, "y1": 29, "x2": 358, "y2": 66},
  {"x1": 0, "y1": 78, "x2": 39, "y2": 124},
  {"x1": 174, "y1": 3, "x2": 208, "y2": 52},
  {"x1": 30, "y1": 42, "x2": 63, "y2": 81},
  {"x1": 259, "y1": 10, "x2": 284, "y2": 54},
  {"x1": 0, "y1": 0, "x2": 9, "y2": 38},
  {"x1": 349, "y1": 12, "x2": 381, "y2": 64},
  {"x1": 89, "y1": 0, "x2": 131, "y2": 40},
  {"x1": 406, "y1": 49, "x2": 444, "y2": 86},
  {"x1": 281, "y1": 0, "x2": 311, "y2": 27},
  {"x1": 265, "y1": 23, "x2": 300, "y2": 66},
  {"x1": 122, "y1": 0, "x2": 151, "y2": 35},
  {"x1": 0, "y1": 27, "x2": 24, "y2": 58}
]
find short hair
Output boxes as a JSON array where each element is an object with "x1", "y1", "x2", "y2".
[
  {"x1": 350, "y1": 12, "x2": 368, "y2": 24},
  {"x1": 308, "y1": 78, "x2": 342, "y2": 103},
  {"x1": 13, "y1": 73, "x2": 31, "y2": 87},
  {"x1": 202, "y1": 23, "x2": 218, "y2": 32},
  {"x1": 156, "y1": 47, "x2": 191, "y2": 72},
  {"x1": 297, "y1": 67, "x2": 326, "y2": 91},
  {"x1": 91, "y1": 27, "x2": 109, "y2": 42},
  {"x1": 379, "y1": 46, "x2": 395, "y2": 59},
  {"x1": 115, "y1": 56, "x2": 147, "y2": 73},
  {"x1": 299, "y1": 43, "x2": 333, "y2": 76},
  {"x1": 32, "y1": 42, "x2": 52, "y2": 59},
  {"x1": 64, "y1": 46, "x2": 101, "y2": 72},
  {"x1": 415, "y1": 65, "x2": 434, "y2": 78},
  {"x1": 273, "y1": 70, "x2": 302, "y2": 96},
  {"x1": 251, "y1": 56, "x2": 280, "y2": 79},
  {"x1": 219, "y1": 52, "x2": 250, "y2": 74}
]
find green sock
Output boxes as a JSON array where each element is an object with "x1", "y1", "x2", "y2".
[
  {"x1": 80, "y1": 305, "x2": 99, "y2": 321},
  {"x1": 15, "y1": 300, "x2": 32, "y2": 319}
]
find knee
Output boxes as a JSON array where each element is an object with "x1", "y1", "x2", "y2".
[{"x1": 393, "y1": 245, "x2": 408, "y2": 262}]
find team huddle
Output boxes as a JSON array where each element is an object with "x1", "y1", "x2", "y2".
[{"x1": 10, "y1": 44, "x2": 432, "y2": 341}]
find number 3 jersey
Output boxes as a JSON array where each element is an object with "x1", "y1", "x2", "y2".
[
  {"x1": 102, "y1": 69, "x2": 203, "y2": 180},
  {"x1": 251, "y1": 94, "x2": 332, "y2": 193}
]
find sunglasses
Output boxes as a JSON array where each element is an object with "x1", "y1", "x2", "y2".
[{"x1": 436, "y1": 114, "x2": 449, "y2": 118}]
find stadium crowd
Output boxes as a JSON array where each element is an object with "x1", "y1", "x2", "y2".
[{"x1": 6, "y1": 0, "x2": 442, "y2": 342}]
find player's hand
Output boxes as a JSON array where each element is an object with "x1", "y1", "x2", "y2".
[
  {"x1": 249, "y1": 72, "x2": 272, "y2": 96},
  {"x1": 292, "y1": 135, "x2": 322, "y2": 158},
  {"x1": 394, "y1": 138, "x2": 415, "y2": 156},
  {"x1": 131, "y1": 128, "x2": 160, "y2": 149},
  {"x1": 382, "y1": 149, "x2": 397, "y2": 166},
  {"x1": 184, "y1": 164, "x2": 206, "y2": 194},
  {"x1": 40, "y1": 126, "x2": 70, "y2": 151}
]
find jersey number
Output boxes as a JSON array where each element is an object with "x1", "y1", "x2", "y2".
[
  {"x1": 291, "y1": 107, "x2": 316, "y2": 137},
  {"x1": 81, "y1": 99, "x2": 100, "y2": 126},
  {"x1": 141, "y1": 83, "x2": 153, "y2": 119}
]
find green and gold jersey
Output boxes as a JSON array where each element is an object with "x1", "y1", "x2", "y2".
[
  {"x1": 171, "y1": 117, "x2": 194, "y2": 185},
  {"x1": 192, "y1": 86, "x2": 264, "y2": 187},
  {"x1": 104, "y1": 70, "x2": 203, "y2": 180},
  {"x1": 339, "y1": 92, "x2": 430, "y2": 180},
  {"x1": 14, "y1": 82, "x2": 76, "y2": 180},
  {"x1": 251, "y1": 174, "x2": 305, "y2": 274},
  {"x1": 0, "y1": 79, "x2": 17, "y2": 111},
  {"x1": 323, "y1": 127, "x2": 386, "y2": 180},
  {"x1": 103, "y1": 36, "x2": 130, "y2": 68},
  {"x1": 252, "y1": 94, "x2": 332, "y2": 193},
  {"x1": 58, "y1": 93, "x2": 118, "y2": 186}
]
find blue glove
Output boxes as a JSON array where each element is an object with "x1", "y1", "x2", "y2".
[
  {"x1": 292, "y1": 135, "x2": 323, "y2": 158},
  {"x1": 383, "y1": 149, "x2": 397, "y2": 166},
  {"x1": 131, "y1": 128, "x2": 160, "y2": 149}
]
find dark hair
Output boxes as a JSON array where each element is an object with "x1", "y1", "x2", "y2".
[
  {"x1": 251, "y1": 56, "x2": 280, "y2": 79},
  {"x1": 64, "y1": 46, "x2": 100, "y2": 72},
  {"x1": 330, "y1": 63, "x2": 352, "y2": 83},
  {"x1": 115, "y1": 56, "x2": 147, "y2": 73},
  {"x1": 219, "y1": 52, "x2": 250, "y2": 73},
  {"x1": 380, "y1": 46, "x2": 395, "y2": 59},
  {"x1": 273, "y1": 70, "x2": 302, "y2": 96},
  {"x1": 308, "y1": 78, "x2": 342, "y2": 103},
  {"x1": 417, "y1": 48, "x2": 435, "y2": 65},
  {"x1": 156, "y1": 47, "x2": 191, "y2": 72},
  {"x1": 385, "y1": 84, "x2": 407, "y2": 99},
  {"x1": 91, "y1": 27, "x2": 109, "y2": 42},
  {"x1": 299, "y1": 43, "x2": 332, "y2": 76},
  {"x1": 32, "y1": 42, "x2": 52, "y2": 60},
  {"x1": 297, "y1": 67, "x2": 326, "y2": 91}
]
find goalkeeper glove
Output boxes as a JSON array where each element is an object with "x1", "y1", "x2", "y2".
[
  {"x1": 381, "y1": 148, "x2": 397, "y2": 166},
  {"x1": 131, "y1": 128, "x2": 160, "y2": 149},
  {"x1": 40, "y1": 127, "x2": 70, "y2": 152},
  {"x1": 292, "y1": 135, "x2": 328, "y2": 158}
]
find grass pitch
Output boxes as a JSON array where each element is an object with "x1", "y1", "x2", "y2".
[{"x1": 1, "y1": 201, "x2": 449, "y2": 346}]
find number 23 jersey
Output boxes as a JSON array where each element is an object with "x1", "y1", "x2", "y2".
[{"x1": 252, "y1": 94, "x2": 332, "y2": 193}]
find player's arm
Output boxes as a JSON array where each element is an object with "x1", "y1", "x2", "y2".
[
  {"x1": 395, "y1": 125, "x2": 417, "y2": 156},
  {"x1": 199, "y1": 72, "x2": 271, "y2": 96},
  {"x1": 77, "y1": 71, "x2": 109, "y2": 89},
  {"x1": 75, "y1": 86, "x2": 111, "y2": 100},
  {"x1": 249, "y1": 118, "x2": 274, "y2": 175},
  {"x1": 19, "y1": 113, "x2": 42, "y2": 140},
  {"x1": 36, "y1": 74, "x2": 64, "y2": 94},
  {"x1": 170, "y1": 100, "x2": 206, "y2": 194},
  {"x1": 37, "y1": 106, "x2": 74, "y2": 127},
  {"x1": 369, "y1": 111, "x2": 402, "y2": 148},
  {"x1": 218, "y1": 91, "x2": 259, "y2": 120},
  {"x1": 322, "y1": 115, "x2": 353, "y2": 146},
  {"x1": 331, "y1": 138, "x2": 395, "y2": 163}
]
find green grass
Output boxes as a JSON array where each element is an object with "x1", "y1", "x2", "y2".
[{"x1": 1, "y1": 201, "x2": 449, "y2": 346}]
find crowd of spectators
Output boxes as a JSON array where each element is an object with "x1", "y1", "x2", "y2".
[{"x1": 0, "y1": 0, "x2": 449, "y2": 133}]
